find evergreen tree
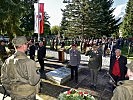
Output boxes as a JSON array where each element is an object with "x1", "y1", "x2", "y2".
[
  {"x1": 93, "y1": 0, "x2": 120, "y2": 37},
  {"x1": 61, "y1": 0, "x2": 121, "y2": 38},
  {"x1": 61, "y1": 0, "x2": 90, "y2": 37},
  {"x1": 20, "y1": 0, "x2": 35, "y2": 36},
  {"x1": 120, "y1": 0, "x2": 133, "y2": 37}
]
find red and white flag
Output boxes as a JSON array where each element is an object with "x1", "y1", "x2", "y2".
[
  {"x1": 39, "y1": 3, "x2": 44, "y2": 34},
  {"x1": 34, "y1": 2, "x2": 44, "y2": 34}
]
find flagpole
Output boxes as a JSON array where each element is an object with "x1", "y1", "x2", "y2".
[{"x1": 38, "y1": 0, "x2": 40, "y2": 42}]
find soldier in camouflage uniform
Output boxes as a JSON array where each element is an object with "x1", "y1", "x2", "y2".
[
  {"x1": 1, "y1": 36, "x2": 40, "y2": 100},
  {"x1": 97, "y1": 44, "x2": 103, "y2": 71},
  {"x1": 85, "y1": 45, "x2": 101, "y2": 89},
  {"x1": 111, "y1": 61, "x2": 133, "y2": 100}
]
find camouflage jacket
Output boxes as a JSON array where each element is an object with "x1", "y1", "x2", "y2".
[
  {"x1": 111, "y1": 80, "x2": 133, "y2": 100},
  {"x1": 85, "y1": 50, "x2": 101, "y2": 69},
  {"x1": 1, "y1": 51, "x2": 40, "y2": 96}
]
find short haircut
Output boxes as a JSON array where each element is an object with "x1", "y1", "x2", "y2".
[{"x1": 115, "y1": 49, "x2": 121, "y2": 54}]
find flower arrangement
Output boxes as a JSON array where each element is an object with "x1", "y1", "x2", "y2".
[{"x1": 58, "y1": 89, "x2": 95, "y2": 100}]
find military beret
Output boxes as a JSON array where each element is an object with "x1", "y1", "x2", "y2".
[
  {"x1": 71, "y1": 44, "x2": 77, "y2": 47},
  {"x1": 12, "y1": 36, "x2": 27, "y2": 46},
  {"x1": 126, "y1": 61, "x2": 133, "y2": 72}
]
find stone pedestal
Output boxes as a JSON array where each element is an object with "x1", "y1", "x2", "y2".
[{"x1": 58, "y1": 49, "x2": 65, "y2": 62}]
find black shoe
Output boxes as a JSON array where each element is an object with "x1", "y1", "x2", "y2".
[
  {"x1": 40, "y1": 72, "x2": 46, "y2": 79},
  {"x1": 39, "y1": 69, "x2": 45, "y2": 73},
  {"x1": 69, "y1": 78, "x2": 73, "y2": 81},
  {"x1": 99, "y1": 69, "x2": 101, "y2": 71},
  {"x1": 93, "y1": 85, "x2": 96, "y2": 90},
  {"x1": 90, "y1": 84, "x2": 96, "y2": 90},
  {"x1": 75, "y1": 80, "x2": 78, "y2": 83}
]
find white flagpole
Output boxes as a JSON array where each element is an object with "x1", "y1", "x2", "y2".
[{"x1": 38, "y1": 0, "x2": 40, "y2": 42}]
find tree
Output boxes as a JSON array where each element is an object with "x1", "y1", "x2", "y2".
[
  {"x1": 61, "y1": 0, "x2": 90, "y2": 37},
  {"x1": 88, "y1": 0, "x2": 121, "y2": 37},
  {"x1": 51, "y1": 25, "x2": 60, "y2": 35},
  {"x1": 43, "y1": 12, "x2": 51, "y2": 36},
  {"x1": 19, "y1": 0, "x2": 36, "y2": 36},
  {"x1": 120, "y1": 0, "x2": 133, "y2": 38},
  {"x1": 61, "y1": 0, "x2": 121, "y2": 38},
  {"x1": 0, "y1": 0, "x2": 25, "y2": 39}
]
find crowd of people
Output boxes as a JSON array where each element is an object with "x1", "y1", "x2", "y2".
[{"x1": 0, "y1": 36, "x2": 133, "y2": 100}]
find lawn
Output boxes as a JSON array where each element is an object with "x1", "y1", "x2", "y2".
[{"x1": 121, "y1": 44, "x2": 133, "y2": 60}]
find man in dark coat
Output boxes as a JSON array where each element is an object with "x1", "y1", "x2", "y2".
[
  {"x1": 29, "y1": 39, "x2": 36, "y2": 60},
  {"x1": 0, "y1": 40, "x2": 8, "y2": 62},
  {"x1": 109, "y1": 49, "x2": 127, "y2": 85},
  {"x1": 37, "y1": 41, "x2": 46, "y2": 74}
]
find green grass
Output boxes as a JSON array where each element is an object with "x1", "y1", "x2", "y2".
[{"x1": 121, "y1": 45, "x2": 133, "y2": 60}]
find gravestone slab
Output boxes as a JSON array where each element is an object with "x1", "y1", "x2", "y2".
[{"x1": 46, "y1": 67, "x2": 71, "y2": 84}]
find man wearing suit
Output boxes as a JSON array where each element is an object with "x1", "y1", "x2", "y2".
[
  {"x1": 37, "y1": 41, "x2": 46, "y2": 75},
  {"x1": 85, "y1": 45, "x2": 101, "y2": 89},
  {"x1": 69, "y1": 44, "x2": 81, "y2": 83},
  {"x1": 109, "y1": 49, "x2": 127, "y2": 86},
  {"x1": 29, "y1": 39, "x2": 36, "y2": 60},
  {"x1": 0, "y1": 40, "x2": 8, "y2": 62}
]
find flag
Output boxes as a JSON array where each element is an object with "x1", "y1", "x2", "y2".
[
  {"x1": 34, "y1": 3, "x2": 44, "y2": 34},
  {"x1": 39, "y1": 3, "x2": 44, "y2": 34}
]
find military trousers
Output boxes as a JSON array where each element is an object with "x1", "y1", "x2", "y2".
[
  {"x1": 90, "y1": 69, "x2": 98, "y2": 85},
  {"x1": 38, "y1": 58, "x2": 44, "y2": 71},
  {"x1": 70, "y1": 66, "x2": 78, "y2": 82}
]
